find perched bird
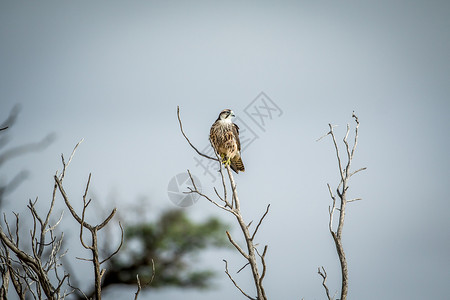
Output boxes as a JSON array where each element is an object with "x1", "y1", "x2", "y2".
[{"x1": 210, "y1": 109, "x2": 245, "y2": 173}]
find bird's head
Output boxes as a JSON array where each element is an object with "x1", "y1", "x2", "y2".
[{"x1": 218, "y1": 109, "x2": 235, "y2": 120}]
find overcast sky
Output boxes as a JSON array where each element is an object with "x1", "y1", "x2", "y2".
[{"x1": 1, "y1": 1, "x2": 449, "y2": 299}]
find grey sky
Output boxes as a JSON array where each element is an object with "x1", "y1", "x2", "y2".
[{"x1": 1, "y1": 1, "x2": 449, "y2": 299}]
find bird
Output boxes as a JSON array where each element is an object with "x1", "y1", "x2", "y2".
[{"x1": 210, "y1": 109, "x2": 245, "y2": 173}]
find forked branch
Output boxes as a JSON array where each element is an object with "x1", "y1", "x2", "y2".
[
  {"x1": 55, "y1": 175, "x2": 122, "y2": 300},
  {"x1": 318, "y1": 112, "x2": 366, "y2": 300},
  {"x1": 178, "y1": 107, "x2": 269, "y2": 300}
]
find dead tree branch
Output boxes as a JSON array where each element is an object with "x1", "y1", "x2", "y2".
[
  {"x1": 318, "y1": 266, "x2": 332, "y2": 300},
  {"x1": 0, "y1": 195, "x2": 69, "y2": 299},
  {"x1": 55, "y1": 173, "x2": 122, "y2": 300},
  {"x1": 133, "y1": 258, "x2": 155, "y2": 300},
  {"x1": 0, "y1": 139, "x2": 86, "y2": 299},
  {"x1": 178, "y1": 107, "x2": 269, "y2": 300},
  {"x1": 318, "y1": 112, "x2": 366, "y2": 300},
  {"x1": 0, "y1": 126, "x2": 130, "y2": 300},
  {"x1": 223, "y1": 259, "x2": 254, "y2": 300},
  {"x1": 177, "y1": 106, "x2": 219, "y2": 162}
]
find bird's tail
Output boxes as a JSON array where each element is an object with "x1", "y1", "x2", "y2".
[{"x1": 230, "y1": 153, "x2": 245, "y2": 173}]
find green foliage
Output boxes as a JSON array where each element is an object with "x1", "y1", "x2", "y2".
[{"x1": 101, "y1": 209, "x2": 229, "y2": 291}]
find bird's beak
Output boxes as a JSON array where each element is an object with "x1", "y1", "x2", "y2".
[{"x1": 230, "y1": 111, "x2": 235, "y2": 118}]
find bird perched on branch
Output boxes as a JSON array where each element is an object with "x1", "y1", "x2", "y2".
[{"x1": 210, "y1": 109, "x2": 245, "y2": 173}]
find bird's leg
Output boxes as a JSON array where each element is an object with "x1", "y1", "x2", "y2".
[{"x1": 220, "y1": 154, "x2": 231, "y2": 166}]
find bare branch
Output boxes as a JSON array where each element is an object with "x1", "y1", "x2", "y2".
[
  {"x1": 100, "y1": 222, "x2": 123, "y2": 265},
  {"x1": 54, "y1": 176, "x2": 90, "y2": 229},
  {"x1": 54, "y1": 146, "x2": 119, "y2": 300},
  {"x1": 329, "y1": 124, "x2": 345, "y2": 182},
  {"x1": 350, "y1": 112, "x2": 360, "y2": 160},
  {"x1": 97, "y1": 208, "x2": 117, "y2": 230},
  {"x1": 186, "y1": 170, "x2": 234, "y2": 214},
  {"x1": 318, "y1": 266, "x2": 332, "y2": 300},
  {"x1": 236, "y1": 262, "x2": 250, "y2": 274},
  {"x1": 178, "y1": 107, "x2": 269, "y2": 300},
  {"x1": 75, "y1": 256, "x2": 94, "y2": 262},
  {"x1": 256, "y1": 245, "x2": 268, "y2": 285},
  {"x1": 347, "y1": 198, "x2": 363, "y2": 203},
  {"x1": 80, "y1": 174, "x2": 94, "y2": 250},
  {"x1": 251, "y1": 204, "x2": 270, "y2": 241},
  {"x1": 349, "y1": 167, "x2": 367, "y2": 177},
  {"x1": 223, "y1": 260, "x2": 255, "y2": 300},
  {"x1": 46, "y1": 211, "x2": 64, "y2": 233},
  {"x1": 134, "y1": 258, "x2": 155, "y2": 300},
  {"x1": 226, "y1": 231, "x2": 249, "y2": 259},
  {"x1": 59, "y1": 138, "x2": 84, "y2": 181},
  {"x1": 319, "y1": 112, "x2": 365, "y2": 300},
  {"x1": 134, "y1": 274, "x2": 141, "y2": 300},
  {"x1": 177, "y1": 106, "x2": 218, "y2": 161}
]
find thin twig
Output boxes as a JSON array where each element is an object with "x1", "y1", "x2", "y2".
[
  {"x1": 134, "y1": 274, "x2": 141, "y2": 300},
  {"x1": 251, "y1": 204, "x2": 270, "y2": 241},
  {"x1": 347, "y1": 198, "x2": 363, "y2": 203},
  {"x1": 349, "y1": 167, "x2": 367, "y2": 177},
  {"x1": 100, "y1": 222, "x2": 124, "y2": 265},
  {"x1": 236, "y1": 262, "x2": 250, "y2": 274},
  {"x1": 226, "y1": 231, "x2": 248, "y2": 259},
  {"x1": 177, "y1": 106, "x2": 218, "y2": 161},
  {"x1": 318, "y1": 266, "x2": 332, "y2": 300},
  {"x1": 186, "y1": 170, "x2": 234, "y2": 214},
  {"x1": 223, "y1": 260, "x2": 255, "y2": 300}
]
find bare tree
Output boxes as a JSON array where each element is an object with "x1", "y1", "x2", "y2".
[
  {"x1": 0, "y1": 106, "x2": 234, "y2": 299},
  {"x1": 177, "y1": 106, "x2": 269, "y2": 300},
  {"x1": 0, "y1": 138, "x2": 123, "y2": 299},
  {"x1": 0, "y1": 141, "x2": 78, "y2": 299},
  {"x1": 54, "y1": 168, "x2": 123, "y2": 299},
  {"x1": 317, "y1": 112, "x2": 366, "y2": 300}
]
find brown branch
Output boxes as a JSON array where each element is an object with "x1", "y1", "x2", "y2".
[
  {"x1": 0, "y1": 224, "x2": 56, "y2": 298},
  {"x1": 134, "y1": 258, "x2": 154, "y2": 300},
  {"x1": 236, "y1": 262, "x2": 250, "y2": 274},
  {"x1": 97, "y1": 208, "x2": 117, "y2": 230},
  {"x1": 55, "y1": 167, "x2": 119, "y2": 300},
  {"x1": 55, "y1": 176, "x2": 90, "y2": 228},
  {"x1": 349, "y1": 167, "x2": 367, "y2": 177},
  {"x1": 318, "y1": 266, "x2": 332, "y2": 300},
  {"x1": 251, "y1": 204, "x2": 270, "y2": 241},
  {"x1": 1, "y1": 193, "x2": 70, "y2": 299},
  {"x1": 256, "y1": 245, "x2": 268, "y2": 287},
  {"x1": 186, "y1": 170, "x2": 234, "y2": 214},
  {"x1": 347, "y1": 198, "x2": 362, "y2": 203},
  {"x1": 134, "y1": 274, "x2": 141, "y2": 300},
  {"x1": 329, "y1": 123, "x2": 345, "y2": 182},
  {"x1": 226, "y1": 231, "x2": 248, "y2": 259},
  {"x1": 319, "y1": 112, "x2": 365, "y2": 300},
  {"x1": 100, "y1": 222, "x2": 123, "y2": 265},
  {"x1": 225, "y1": 164, "x2": 267, "y2": 299},
  {"x1": 223, "y1": 260, "x2": 255, "y2": 300},
  {"x1": 177, "y1": 106, "x2": 218, "y2": 161},
  {"x1": 59, "y1": 138, "x2": 84, "y2": 182},
  {"x1": 178, "y1": 107, "x2": 269, "y2": 300}
]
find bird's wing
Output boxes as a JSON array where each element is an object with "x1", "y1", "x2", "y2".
[
  {"x1": 232, "y1": 123, "x2": 241, "y2": 151},
  {"x1": 230, "y1": 151, "x2": 245, "y2": 173}
]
